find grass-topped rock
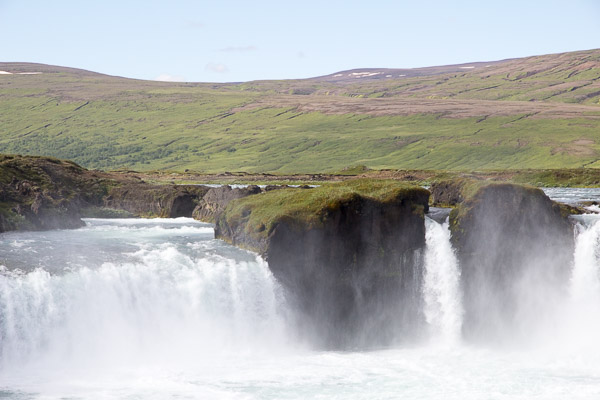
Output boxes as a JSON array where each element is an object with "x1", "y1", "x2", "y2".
[
  {"x1": 433, "y1": 179, "x2": 575, "y2": 343},
  {"x1": 216, "y1": 180, "x2": 429, "y2": 253},
  {"x1": 0, "y1": 154, "x2": 210, "y2": 232},
  {"x1": 216, "y1": 180, "x2": 430, "y2": 348},
  {"x1": 0, "y1": 154, "x2": 112, "y2": 232}
]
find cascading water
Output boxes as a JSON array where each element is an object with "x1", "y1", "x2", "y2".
[
  {"x1": 559, "y1": 214, "x2": 600, "y2": 354},
  {"x1": 3, "y1": 208, "x2": 600, "y2": 399},
  {"x1": 0, "y1": 219, "x2": 291, "y2": 397},
  {"x1": 422, "y1": 216, "x2": 463, "y2": 345},
  {"x1": 0, "y1": 250, "x2": 286, "y2": 367},
  {"x1": 570, "y1": 216, "x2": 600, "y2": 305}
]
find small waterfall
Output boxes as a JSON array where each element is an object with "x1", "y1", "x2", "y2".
[
  {"x1": 571, "y1": 218, "x2": 600, "y2": 303},
  {"x1": 0, "y1": 244, "x2": 288, "y2": 371},
  {"x1": 422, "y1": 216, "x2": 463, "y2": 345},
  {"x1": 563, "y1": 216, "x2": 600, "y2": 351}
]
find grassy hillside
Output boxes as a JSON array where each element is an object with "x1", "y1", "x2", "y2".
[{"x1": 1, "y1": 49, "x2": 599, "y2": 173}]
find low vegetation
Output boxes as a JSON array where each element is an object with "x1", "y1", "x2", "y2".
[
  {"x1": 219, "y1": 180, "x2": 428, "y2": 242},
  {"x1": 0, "y1": 49, "x2": 599, "y2": 173}
]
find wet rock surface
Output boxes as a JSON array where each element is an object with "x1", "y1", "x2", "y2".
[
  {"x1": 0, "y1": 155, "x2": 212, "y2": 232},
  {"x1": 448, "y1": 182, "x2": 575, "y2": 342},
  {"x1": 104, "y1": 185, "x2": 209, "y2": 218},
  {"x1": 192, "y1": 185, "x2": 261, "y2": 223},
  {"x1": 215, "y1": 182, "x2": 431, "y2": 348},
  {"x1": 0, "y1": 155, "x2": 108, "y2": 232}
]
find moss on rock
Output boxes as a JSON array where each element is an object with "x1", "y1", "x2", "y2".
[
  {"x1": 446, "y1": 179, "x2": 575, "y2": 342},
  {"x1": 0, "y1": 154, "x2": 209, "y2": 232},
  {"x1": 216, "y1": 179, "x2": 429, "y2": 254},
  {"x1": 216, "y1": 179, "x2": 430, "y2": 348}
]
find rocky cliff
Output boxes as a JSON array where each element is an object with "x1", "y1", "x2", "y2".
[
  {"x1": 215, "y1": 180, "x2": 430, "y2": 348},
  {"x1": 192, "y1": 185, "x2": 261, "y2": 222},
  {"x1": 104, "y1": 184, "x2": 209, "y2": 218},
  {"x1": 0, "y1": 154, "x2": 212, "y2": 232},
  {"x1": 432, "y1": 180, "x2": 575, "y2": 342},
  {"x1": 2, "y1": 154, "x2": 586, "y2": 347},
  {"x1": 0, "y1": 155, "x2": 111, "y2": 232}
]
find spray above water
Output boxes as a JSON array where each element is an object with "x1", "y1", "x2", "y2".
[
  {"x1": 560, "y1": 216, "x2": 600, "y2": 353},
  {"x1": 570, "y1": 217, "x2": 600, "y2": 304},
  {"x1": 0, "y1": 220, "x2": 289, "y2": 373},
  {"x1": 2, "y1": 209, "x2": 600, "y2": 398}
]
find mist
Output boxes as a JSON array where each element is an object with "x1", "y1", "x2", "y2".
[{"x1": 1, "y1": 210, "x2": 600, "y2": 398}]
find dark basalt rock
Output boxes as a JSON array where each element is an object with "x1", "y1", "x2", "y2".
[
  {"x1": 14, "y1": 192, "x2": 85, "y2": 230},
  {"x1": 192, "y1": 185, "x2": 261, "y2": 222},
  {"x1": 448, "y1": 181, "x2": 575, "y2": 342},
  {"x1": 215, "y1": 182, "x2": 430, "y2": 348},
  {"x1": 264, "y1": 185, "x2": 289, "y2": 191},
  {"x1": 104, "y1": 184, "x2": 209, "y2": 218},
  {"x1": 430, "y1": 178, "x2": 473, "y2": 206},
  {"x1": 0, "y1": 155, "x2": 107, "y2": 233},
  {"x1": 0, "y1": 154, "x2": 210, "y2": 232},
  {"x1": 426, "y1": 206, "x2": 452, "y2": 223},
  {"x1": 267, "y1": 196, "x2": 427, "y2": 348}
]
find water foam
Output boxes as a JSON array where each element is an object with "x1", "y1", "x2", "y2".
[
  {"x1": 556, "y1": 216, "x2": 600, "y2": 354},
  {"x1": 0, "y1": 244, "x2": 288, "y2": 373},
  {"x1": 2, "y1": 214, "x2": 600, "y2": 398},
  {"x1": 422, "y1": 216, "x2": 463, "y2": 346}
]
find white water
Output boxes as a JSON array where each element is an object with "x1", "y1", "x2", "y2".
[
  {"x1": 423, "y1": 216, "x2": 463, "y2": 346},
  {"x1": 0, "y1": 250, "x2": 285, "y2": 368},
  {"x1": 555, "y1": 215, "x2": 600, "y2": 355},
  {"x1": 570, "y1": 217, "x2": 600, "y2": 306},
  {"x1": 543, "y1": 188, "x2": 600, "y2": 204},
  {"x1": 2, "y1": 215, "x2": 600, "y2": 398},
  {"x1": 0, "y1": 219, "x2": 292, "y2": 398}
]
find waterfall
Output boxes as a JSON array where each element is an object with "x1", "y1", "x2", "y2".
[
  {"x1": 0, "y1": 242, "x2": 289, "y2": 371},
  {"x1": 422, "y1": 216, "x2": 463, "y2": 345},
  {"x1": 3, "y1": 214, "x2": 600, "y2": 398},
  {"x1": 571, "y1": 217, "x2": 600, "y2": 303},
  {"x1": 562, "y1": 216, "x2": 600, "y2": 352}
]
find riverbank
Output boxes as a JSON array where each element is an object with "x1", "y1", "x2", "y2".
[{"x1": 116, "y1": 167, "x2": 600, "y2": 188}]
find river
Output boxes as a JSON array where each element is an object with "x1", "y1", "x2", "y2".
[{"x1": 1, "y1": 189, "x2": 600, "y2": 399}]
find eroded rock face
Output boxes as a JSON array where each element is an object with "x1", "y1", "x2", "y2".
[
  {"x1": 0, "y1": 156, "x2": 105, "y2": 232},
  {"x1": 192, "y1": 185, "x2": 261, "y2": 222},
  {"x1": 104, "y1": 185, "x2": 209, "y2": 218},
  {"x1": 430, "y1": 178, "x2": 470, "y2": 206},
  {"x1": 16, "y1": 192, "x2": 85, "y2": 230},
  {"x1": 215, "y1": 186, "x2": 430, "y2": 348},
  {"x1": 270, "y1": 196, "x2": 427, "y2": 348},
  {"x1": 0, "y1": 154, "x2": 211, "y2": 232},
  {"x1": 449, "y1": 183, "x2": 574, "y2": 342}
]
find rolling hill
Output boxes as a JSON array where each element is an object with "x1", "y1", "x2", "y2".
[{"x1": 1, "y1": 49, "x2": 599, "y2": 173}]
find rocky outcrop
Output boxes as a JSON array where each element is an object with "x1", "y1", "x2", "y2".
[
  {"x1": 215, "y1": 180, "x2": 430, "y2": 348},
  {"x1": 192, "y1": 185, "x2": 261, "y2": 222},
  {"x1": 104, "y1": 184, "x2": 209, "y2": 218},
  {"x1": 0, "y1": 155, "x2": 109, "y2": 232},
  {"x1": 445, "y1": 181, "x2": 575, "y2": 342},
  {"x1": 12, "y1": 191, "x2": 85, "y2": 230},
  {"x1": 0, "y1": 154, "x2": 210, "y2": 232},
  {"x1": 430, "y1": 178, "x2": 472, "y2": 206}
]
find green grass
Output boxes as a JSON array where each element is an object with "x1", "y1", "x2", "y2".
[
  {"x1": 509, "y1": 169, "x2": 600, "y2": 187},
  {"x1": 3, "y1": 93, "x2": 599, "y2": 172},
  {"x1": 1, "y1": 49, "x2": 600, "y2": 173},
  {"x1": 221, "y1": 180, "x2": 428, "y2": 241}
]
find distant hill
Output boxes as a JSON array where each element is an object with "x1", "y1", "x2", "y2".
[
  {"x1": 1, "y1": 49, "x2": 599, "y2": 173},
  {"x1": 311, "y1": 60, "x2": 509, "y2": 83}
]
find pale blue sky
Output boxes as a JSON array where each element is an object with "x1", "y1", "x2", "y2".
[{"x1": 1, "y1": 0, "x2": 599, "y2": 82}]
